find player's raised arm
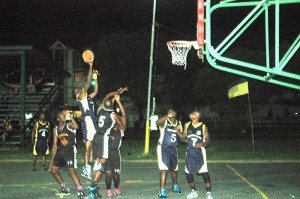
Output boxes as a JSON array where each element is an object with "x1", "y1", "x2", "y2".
[
  {"x1": 156, "y1": 115, "x2": 168, "y2": 127},
  {"x1": 156, "y1": 110, "x2": 175, "y2": 127},
  {"x1": 99, "y1": 87, "x2": 128, "y2": 108},
  {"x1": 113, "y1": 112, "x2": 125, "y2": 131},
  {"x1": 175, "y1": 122, "x2": 185, "y2": 141},
  {"x1": 75, "y1": 62, "x2": 93, "y2": 101},
  {"x1": 115, "y1": 94, "x2": 127, "y2": 128},
  {"x1": 84, "y1": 62, "x2": 93, "y2": 91},
  {"x1": 64, "y1": 110, "x2": 79, "y2": 130},
  {"x1": 89, "y1": 69, "x2": 99, "y2": 99}
]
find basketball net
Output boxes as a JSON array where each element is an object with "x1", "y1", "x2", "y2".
[{"x1": 167, "y1": 41, "x2": 192, "y2": 70}]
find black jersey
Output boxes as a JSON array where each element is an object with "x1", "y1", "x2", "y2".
[
  {"x1": 97, "y1": 107, "x2": 115, "y2": 135},
  {"x1": 110, "y1": 127, "x2": 123, "y2": 149},
  {"x1": 56, "y1": 123, "x2": 76, "y2": 149},
  {"x1": 34, "y1": 120, "x2": 50, "y2": 142}
]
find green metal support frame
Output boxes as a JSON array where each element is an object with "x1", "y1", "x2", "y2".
[{"x1": 205, "y1": 0, "x2": 300, "y2": 90}]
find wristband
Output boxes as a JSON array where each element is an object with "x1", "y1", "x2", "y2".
[{"x1": 93, "y1": 73, "x2": 97, "y2": 79}]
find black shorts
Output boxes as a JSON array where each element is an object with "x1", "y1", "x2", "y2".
[
  {"x1": 53, "y1": 147, "x2": 75, "y2": 169},
  {"x1": 33, "y1": 140, "x2": 49, "y2": 155},
  {"x1": 93, "y1": 133, "x2": 109, "y2": 159},
  {"x1": 106, "y1": 148, "x2": 121, "y2": 174}
]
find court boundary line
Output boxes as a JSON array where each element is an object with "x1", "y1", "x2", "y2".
[{"x1": 226, "y1": 164, "x2": 269, "y2": 199}]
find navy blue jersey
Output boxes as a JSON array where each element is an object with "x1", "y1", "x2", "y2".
[
  {"x1": 158, "y1": 119, "x2": 182, "y2": 148},
  {"x1": 76, "y1": 95, "x2": 98, "y2": 132},
  {"x1": 186, "y1": 122, "x2": 205, "y2": 149},
  {"x1": 97, "y1": 107, "x2": 115, "y2": 135},
  {"x1": 56, "y1": 123, "x2": 76, "y2": 149}
]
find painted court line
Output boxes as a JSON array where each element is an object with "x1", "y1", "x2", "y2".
[
  {"x1": 226, "y1": 164, "x2": 269, "y2": 199},
  {"x1": 124, "y1": 180, "x2": 143, "y2": 183}
]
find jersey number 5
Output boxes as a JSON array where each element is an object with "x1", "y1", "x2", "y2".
[{"x1": 98, "y1": 116, "x2": 106, "y2": 127}]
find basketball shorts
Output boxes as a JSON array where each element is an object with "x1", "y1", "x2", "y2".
[
  {"x1": 185, "y1": 147, "x2": 208, "y2": 174},
  {"x1": 157, "y1": 144, "x2": 178, "y2": 171},
  {"x1": 33, "y1": 140, "x2": 49, "y2": 156},
  {"x1": 106, "y1": 148, "x2": 121, "y2": 174},
  {"x1": 53, "y1": 147, "x2": 75, "y2": 169},
  {"x1": 93, "y1": 133, "x2": 109, "y2": 159},
  {"x1": 82, "y1": 116, "x2": 96, "y2": 142}
]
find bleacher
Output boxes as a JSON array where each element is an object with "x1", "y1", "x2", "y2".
[{"x1": 0, "y1": 81, "x2": 61, "y2": 149}]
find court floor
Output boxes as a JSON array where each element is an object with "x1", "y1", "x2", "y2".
[{"x1": 0, "y1": 160, "x2": 299, "y2": 199}]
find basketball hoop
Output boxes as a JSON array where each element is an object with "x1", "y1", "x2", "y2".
[{"x1": 167, "y1": 40, "x2": 192, "y2": 70}]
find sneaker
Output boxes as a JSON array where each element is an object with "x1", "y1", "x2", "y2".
[
  {"x1": 78, "y1": 190, "x2": 88, "y2": 199},
  {"x1": 206, "y1": 191, "x2": 213, "y2": 199},
  {"x1": 56, "y1": 187, "x2": 71, "y2": 195},
  {"x1": 81, "y1": 166, "x2": 93, "y2": 180},
  {"x1": 107, "y1": 190, "x2": 113, "y2": 198},
  {"x1": 86, "y1": 186, "x2": 101, "y2": 199},
  {"x1": 81, "y1": 172, "x2": 93, "y2": 180},
  {"x1": 187, "y1": 190, "x2": 198, "y2": 199},
  {"x1": 158, "y1": 189, "x2": 167, "y2": 198},
  {"x1": 114, "y1": 188, "x2": 122, "y2": 196},
  {"x1": 172, "y1": 184, "x2": 181, "y2": 194},
  {"x1": 86, "y1": 165, "x2": 92, "y2": 175},
  {"x1": 82, "y1": 166, "x2": 87, "y2": 173}
]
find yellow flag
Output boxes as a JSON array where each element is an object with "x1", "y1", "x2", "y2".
[{"x1": 228, "y1": 79, "x2": 249, "y2": 99}]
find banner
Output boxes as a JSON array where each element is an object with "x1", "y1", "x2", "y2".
[{"x1": 228, "y1": 78, "x2": 249, "y2": 99}]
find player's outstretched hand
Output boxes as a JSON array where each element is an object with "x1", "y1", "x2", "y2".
[
  {"x1": 118, "y1": 87, "x2": 128, "y2": 94},
  {"x1": 167, "y1": 110, "x2": 176, "y2": 118}
]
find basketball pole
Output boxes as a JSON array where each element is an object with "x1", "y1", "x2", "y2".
[{"x1": 145, "y1": 0, "x2": 157, "y2": 155}]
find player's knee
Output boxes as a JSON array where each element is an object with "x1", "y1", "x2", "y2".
[
  {"x1": 161, "y1": 170, "x2": 168, "y2": 174},
  {"x1": 113, "y1": 172, "x2": 120, "y2": 179},
  {"x1": 186, "y1": 173, "x2": 194, "y2": 183},
  {"x1": 50, "y1": 166, "x2": 58, "y2": 174},
  {"x1": 93, "y1": 162, "x2": 105, "y2": 172},
  {"x1": 201, "y1": 172, "x2": 211, "y2": 183},
  {"x1": 105, "y1": 171, "x2": 113, "y2": 178}
]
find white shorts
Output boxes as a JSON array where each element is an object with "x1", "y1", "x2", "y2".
[{"x1": 84, "y1": 116, "x2": 96, "y2": 142}]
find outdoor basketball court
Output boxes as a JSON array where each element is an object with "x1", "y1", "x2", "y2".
[{"x1": 0, "y1": 160, "x2": 299, "y2": 199}]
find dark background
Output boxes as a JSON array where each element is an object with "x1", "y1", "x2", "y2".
[{"x1": 0, "y1": 0, "x2": 299, "y2": 108}]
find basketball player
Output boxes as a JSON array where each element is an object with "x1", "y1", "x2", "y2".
[
  {"x1": 73, "y1": 61, "x2": 99, "y2": 180},
  {"x1": 105, "y1": 94, "x2": 126, "y2": 198},
  {"x1": 183, "y1": 111, "x2": 213, "y2": 199},
  {"x1": 32, "y1": 111, "x2": 50, "y2": 171},
  {"x1": 49, "y1": 110, "x2": 87, "y2": 198},
  {"x1": 87, "y1": 96, "x2": 126, "y2": 199},
  {"x1": 156, "y1": 108, "x2": 185, "y2": 199}
]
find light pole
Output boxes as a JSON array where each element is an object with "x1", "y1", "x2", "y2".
[{"x1": 144, "y1": 0, "x2": 157, "y2": 154}]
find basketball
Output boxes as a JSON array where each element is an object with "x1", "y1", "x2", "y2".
[{"x1": 82, "y1": 50, "x2": 94, "y2": 63}]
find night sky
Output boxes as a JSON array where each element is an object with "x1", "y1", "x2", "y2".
[
  {"x1": 0, "y1": 0, "x2": 196, "y2": 50},
  {"x1": 1, "y1": 0, "x2": 299, "y2": 106},
  {"x1": 1, "y1": 0, "x2": 299, "y2": 50}
]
